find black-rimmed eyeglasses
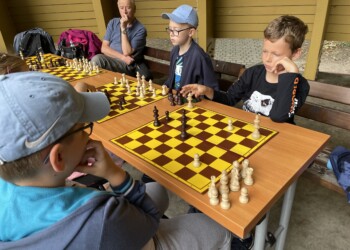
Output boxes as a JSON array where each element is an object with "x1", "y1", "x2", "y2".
[
  {"x1": 43, "y1": 122, "x2": 94, "y2": 165},
  {"x1": 165, "y1": 27, "x2": 193, "y2": 36}
]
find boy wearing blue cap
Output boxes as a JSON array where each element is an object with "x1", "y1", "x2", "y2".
[
  {"x1": 162, "y1": 4, "x2": 219, "y2": 92},
  {"x1": 0, "y1": 72, "x2": 232, "y2": 249}
]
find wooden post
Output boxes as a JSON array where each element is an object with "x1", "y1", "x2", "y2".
[
  {"x1": 197, "y1": 0, "x2": 213, "y2": 52},
  {"x1": 303, "y1": 0, "x2": 330, "y2": 80}
]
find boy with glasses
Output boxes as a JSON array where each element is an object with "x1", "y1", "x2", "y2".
[
  {"x1": 162, "y1": 4, "x2": 219, "y2": 92},
  {"x1": 0, "y1": 72, "x2": 232, "y2": 249}
]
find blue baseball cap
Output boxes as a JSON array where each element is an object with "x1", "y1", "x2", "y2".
[
  {"x1": 162, "y1": 4, "x2": 198, "y2": 28},
  {"x1": 0, "y1": 72, "x2": 110, "y2": 164}
]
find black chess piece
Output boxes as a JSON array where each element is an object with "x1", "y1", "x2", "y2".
[
  {"x1": 121, "y1": 95, "x2": 126, "y2": 105},
  {"x1": 119, "y1": 100, "x2": 124, "y2": 110},
  {"x1": 153, "y1": 106, "x2": 160, "y2": 127},
  {"x1": 165, "y1": 111, "x2": 170, "y2": 123}
]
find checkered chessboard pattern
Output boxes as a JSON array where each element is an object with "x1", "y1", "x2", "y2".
[
  {"x1": 96, "y1": 82, "x2": 167, "y2": 123},
  {"x1": 112, "y1": 106, "x2": 278, "y2": 193},
  {"x1": 25, "y1": 54, "x2": 101, "y2": 82}
]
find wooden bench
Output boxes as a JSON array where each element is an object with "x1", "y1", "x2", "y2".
[
  {"x1": 296, "y1": 80, "x2": 350, "y2": 194},
  {"x1": 143, "y1": 46, "x2": 245, "y2": 90}
]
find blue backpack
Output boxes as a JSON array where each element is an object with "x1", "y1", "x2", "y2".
[{"x1": 327, "y1": 146, "x2": 350, "y2": 202}]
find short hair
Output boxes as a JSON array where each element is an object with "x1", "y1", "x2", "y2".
[
  {"x1": 264, "y1": 15, "x2": 309, "y2": 53},
  {"x1": 0, "y1": 151, "x2": 42, "y2": 182},
  {"x1": 0, "y1": 53, "x2": 27, "y2": 74},
  {"x1": 118, "y1": 0, "x2": 135, "y2": 7}
]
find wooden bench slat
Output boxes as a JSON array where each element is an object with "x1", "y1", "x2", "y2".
[
  {"x1": 308, "y1": 80, "x2": 350, "y2": 105},
  {"x1": 297, "y1": 103, "x2": 350, "y2": 130}
]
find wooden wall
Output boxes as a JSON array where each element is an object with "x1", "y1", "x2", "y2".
[
  {"x1": 136, "y1": 0, "x2": 198, "y2": 39},
  {"x1": 5, "y1": 0, "x2": 100, "y2": 43},
  {"x1": 212, "y1": 0, "x2": 315, "y2": 40},
  {"x1": 326, "y1": 0, "x2": 350, "y2": 41}
]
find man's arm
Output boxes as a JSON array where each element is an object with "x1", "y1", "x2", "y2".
[{"x1": 101, "y1": 40, "x2": 134, "y2": 65}]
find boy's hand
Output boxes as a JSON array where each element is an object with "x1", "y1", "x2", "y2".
[
  {"x1": 272, "y1": 57, "x2": 299, "y2": 74},
  {"x1": 75, "y1": 140, "x2": 126, "y2": 186},
  {"x1": 180, "y1": 84, "x2": 214, "y2": 99}
]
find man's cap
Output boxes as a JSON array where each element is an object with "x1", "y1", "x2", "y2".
[
  {"x1": 0, "y1": 72, "x2": 110, "y2": 164},
  {"x1": 162, "y1": 4, "x2": 198, "y2": 28}
]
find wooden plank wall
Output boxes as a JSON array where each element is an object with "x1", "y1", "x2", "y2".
[
  {"x1": 213, "y1": 0, "x2": 316, "y2": 40},
  {"x1": 6, "y1": 0, "x2": 99, "y2": 43},
  {"x1": 136, "y1": 0, "x2": 197, "y2": 39},
  {"x1": 326, "y1": 0, "x2": 350, "y2": 41}
]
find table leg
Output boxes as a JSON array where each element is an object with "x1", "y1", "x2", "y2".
[
  {"x1": 275, "y1": 180, "x2": 297, "y2": 250},
  {"x1": 253, "y1": 211, "x2": 269, "y2": 250}
]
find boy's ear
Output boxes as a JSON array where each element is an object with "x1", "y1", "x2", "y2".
[
  {"x1": 49, "y1": 144, "x2": 65, "y2": 173},
  {"x1": 292, "y1": 48, "x2": 302, "y2": 60}
]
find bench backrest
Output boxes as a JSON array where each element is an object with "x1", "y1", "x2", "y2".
[
  {"x1": 144, "y1": 46, "x2": 245, "y2": 91},
  {"x1": 296, "y1": 80, "x2": 350, "y2": 131}
]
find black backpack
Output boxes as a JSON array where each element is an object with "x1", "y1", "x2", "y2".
[{"x1": 13, "y1": 28, "x2": 56, "y2": 57}]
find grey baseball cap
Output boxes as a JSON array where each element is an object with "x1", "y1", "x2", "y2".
[
  {"x1": 162, "y1": 4, "x2": 198, "y2": 28},
  {"x1": 0, "y1": 72, "x2": 110, "y2": 163}
]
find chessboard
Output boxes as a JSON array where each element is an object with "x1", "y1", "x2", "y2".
[
  {"x1": 96, "y1": 81, "x2": 167, "y2": 123},
  {"x1": 25, "y1": 53, "x2": 102, "y2": 82},
  {"x1": 111, "y1": 106, "x2": 278, "y2": 193}
]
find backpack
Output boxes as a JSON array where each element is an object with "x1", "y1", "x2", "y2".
[
  {"x1": 328, "y1": 146, "x2": 350, "y2": 202},
  {"x1": 13, "y1": 28, "x2": 56, "y2": 57},
  {"x1": 57, "y1": 29, "x2": 102, "y2": 60}
]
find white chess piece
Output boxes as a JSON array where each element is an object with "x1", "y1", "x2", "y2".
[
  {"x1": 193, "y1": 153, "x2": 201, "y2": 167},
  {"x1": 220, "y1": 192, "x2": 231, "y2": 210},
  {"x1": 252, "y1": 114, "x2": 261, "y2": 140},
  {"x1": 244, "y1": 167, "x2": 254, "y2": 186},
  {"x1": 149, "y1": 80, "x2": 153, "y2": 92},
  {"x1": 230, "y1": 169, "x2": 240, "y2": 192},
  {"x1": 227, "y1": 119, "x2": 233, "y2": 131},
  {"x1": 209, "y1": 188, "x2": 219, "y2": 206},
  {"x1": 208, "y1": 176, "x2": 216, "y2": 198},
  {"x1": 114, "y1": 77, "x2": 118, "y2": 85},
  {"x1": 162, "y1": 85, "x2": 167, "y2": 96},
  {"x1": 232, "y1": 160, "x2": 241, "y2": 180},
  {"x1": 187, "y1": 93, "x2": 194, "y2": 108},
  {"x1": 219, "y1": 170, "x2": 229, "y2": 194},
  {"x1": 152, "y1": 89, "x2": 157, "y2": 98},
  {"x1": 241, "y1": 159, "x2": 249, "y2": 179},
  {"x1": 239, "y1": 187, "x2": 249, "y2": 204}
]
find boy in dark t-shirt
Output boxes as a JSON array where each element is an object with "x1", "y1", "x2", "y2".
[{"x1": 181, "y1": 15, "x2": 310, "y2": 124}]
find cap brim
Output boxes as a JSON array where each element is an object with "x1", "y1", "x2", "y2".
[
  {"x1": 162, "y1": 13, "x2": 185, "y2": 24},
  {"x1": 79, "y1": 92, "x2": 110, "y2": 122}
]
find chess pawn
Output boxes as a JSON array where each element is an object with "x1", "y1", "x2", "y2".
[
  {"x1": 239, "y1": 187, "x2": 249, "y2": 204},
  {"x1": 209, "y1": 188, "x2": 219, "y2": 206},
  {"x1": 193, "y1": 153, "x2": 201, "y2": 168},
  {"x1": 220, "y1": 192, "x2": 231, "y2": 210},
  {"x1": 162, "y1": 85, "x2": 167, "y2": 96},
  {"x1": 152, "y1": 89, "x2": 157, "y2": 98},
  {"x1": 135, "y1": 86, "x2": 140, "y2": 96},
  {"x1": 241, "y1": 159, "x2": 249, "y2": 179},
  {"x1": 125, "y1": 79, "x2": 129, "y2": 88},
  {"x1": 244, "y1": 167, "x2": 254, "y2": 186},
  {"x1": 126, "y1": 85, "x2": 131, "y2": 94},
  {"x1": 227, "y1": 119, "x2": 233, "y2": 131}
]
